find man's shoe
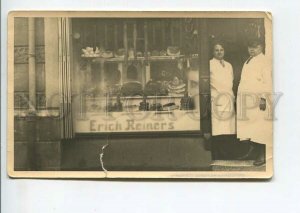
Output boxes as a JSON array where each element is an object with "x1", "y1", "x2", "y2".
[
  {"x1": 253, "y1": 145, "x2": 266, "y2": 166},
  {"x1": 253, "y1": 159, "x2": 266, "y2": 166}
]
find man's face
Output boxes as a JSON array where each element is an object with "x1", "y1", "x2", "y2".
[
  {"x1": 248, "y1": 45, "x2": 262, "y2": 57},
  {"x1": 213, "y1": 44, "x2": 225, "y2": 60}
]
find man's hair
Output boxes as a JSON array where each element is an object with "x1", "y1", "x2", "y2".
[
  {"x1": 212, "y1": 41, "x2": 225, "y2": 50},
  {"x1": 247, "y1": 38, "x2": 264, "y2": 48}
]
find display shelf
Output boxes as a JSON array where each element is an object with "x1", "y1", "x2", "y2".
[
  {"x1": 82, "y1": 55, "x2": 199, "y2": 63},
  {"x1": 84, "y1": 95, "x2": 185, "y2": 100},
  {"x1": 83, "y1": 110, "x2": 199, "y2": 116}
]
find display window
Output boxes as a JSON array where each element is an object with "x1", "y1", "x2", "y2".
[{"x1": 71, "y1": 19, "x2": 201, "y2": 133}]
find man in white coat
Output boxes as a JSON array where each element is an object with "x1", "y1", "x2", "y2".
[
  {"x1": 237, "y1": 39, "x2": 272, "y2": 166},
  {"x1": 210, "y1": 42, "x2": 236, "y2": 159}
]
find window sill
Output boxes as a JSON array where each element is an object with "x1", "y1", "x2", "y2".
[{"x1": 14, "y1": 109, "x2": 60, "y2": 118}]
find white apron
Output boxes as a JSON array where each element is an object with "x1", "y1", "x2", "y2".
[
  {"x1": 210, "y1": 58, "x2": 236, "y2": 136},
  {"x1": 237, "y1": 53, "x2": 272, "y2": 145}
]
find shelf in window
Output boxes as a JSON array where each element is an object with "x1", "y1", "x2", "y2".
[
  {"x1": 84, "y1": 95, "x2": 185, "y2": 100},
  {"x1": 84, "y1": 110, "x2": 199, "y2": 116},
  {"x1": 82, "y1": 55, "x2": 189, "y2": 63}
]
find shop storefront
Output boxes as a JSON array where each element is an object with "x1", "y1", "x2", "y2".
[{"x1": 13, "y1": 16, "x2": 265, "y2": 171}]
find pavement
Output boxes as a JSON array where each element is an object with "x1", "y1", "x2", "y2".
[{"x1": 211, "y1": 160, "x2": 266, "y2": 171}]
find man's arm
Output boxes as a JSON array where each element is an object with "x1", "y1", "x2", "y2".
[{"x1": 260, "y1": 59, "x2": 272, "y2": 111}]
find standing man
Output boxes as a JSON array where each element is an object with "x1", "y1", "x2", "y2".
[
  {"x1": 237, "y1": 39, "x2": 272, "y2": 166},
  {"x1": 210, "y1": 42, "x2": 236, "y2": 159}
]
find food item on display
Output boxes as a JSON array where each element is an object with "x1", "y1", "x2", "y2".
[
  {"x1": 167, "y1": 76, "x2": 186, "y2": 95},
  {"x1": 159, "y1": 50, "x2": 167, "y2": 56},
  {"x1": 180, "y1": 92, "x2": 194, "y2": 110},
  {"x1": 162, "y1": 102, "x2": 179, "y2": 111},
  {"x1": 150, "y1": 103, "x2": 163, "y2": 111},
  {"x1": 102, "y1": 50, "x2": 114, "y2": 58},
  {"x1": 139, "y1": 96, "x2": 149, "y2": 111},
  {"x1": 144, "y1": 51, "x2": 151, "y2": 57},
  {"x1": 81, "y1": 46, "x2": 101, "y2": 57},
  {"x1": 167, "y1": 46, "x2": 180, "y2": 56},
  {"x1": 94, "y1": 47, "x2": 100, "y2": 55},
  {"x1": 168, "y1": 89, "x2": 186, "y2": 96},
  {"x1": 137, "y1": 51, "x2": 143, "y2": 57},
  {"x1": 120, "y1": 81, "x2": 143, "y2": 96},
  {"x1": 144, "y1": 80, "x2": 168, "y2": 96},
  {"x1": 106, "y1": 101, "x2": 114, "y2": 112},
  {"x1": 168, "y1": 83, "x2": 186, "y2": 90},
  {"x1": 113, "y1": 95, "x2": 123, "y2": 112},
  {"x1": 115, "y1": 48, "x2": 126, "y2": 58}
]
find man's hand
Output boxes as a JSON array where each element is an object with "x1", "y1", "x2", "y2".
[{"x1": 259, "y1": 98, "x2": 266, "y2": 111}]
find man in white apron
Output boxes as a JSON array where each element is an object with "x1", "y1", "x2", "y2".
[
  {"x1": 237, "y1": 39, "x2": 272, "y2": 166},
  {"x1": 210, "y1": 43, "x2": 236, "y2": 159}
]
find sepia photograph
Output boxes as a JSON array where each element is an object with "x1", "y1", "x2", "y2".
[{"x1": 7, "y1": 11, "x2": 273, "y2": 178}]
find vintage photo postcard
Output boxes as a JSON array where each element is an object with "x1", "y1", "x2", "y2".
[{"x1": 7, "y1": 11, "x2": 273, "y2": 179}]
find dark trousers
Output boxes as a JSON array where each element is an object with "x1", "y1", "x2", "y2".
[
  {"x1": 211, "y1": 135, "x2": 266, "y2": 160},
  {"x1": 211, "y1": 135, "x2": 237, "y2": 160}
]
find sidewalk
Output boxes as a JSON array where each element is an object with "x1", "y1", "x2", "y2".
[{"x1": 211, "y1": 160, "x2": 266, "y2": 171}]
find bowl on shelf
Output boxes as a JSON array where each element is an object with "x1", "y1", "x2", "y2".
[
  {"x1": 115, "y1": 48, "x2": 125, "y2": 58},
  {"x1": 102, "y1": 50, "x2": 114, "y2": 58},
  {"x1": 159, "y1": 50, "x2": 167, "y2": 56},
  {"x1": 167, "y1": 46, "x2": 180, "y2": 56},
  {"x1": 137, "y1": 51, "x2": 143, "y2": 57}
]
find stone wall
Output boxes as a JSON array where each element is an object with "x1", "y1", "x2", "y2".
[{"x1": 14, "y1": 116, "x2": 61, "y2": 171}]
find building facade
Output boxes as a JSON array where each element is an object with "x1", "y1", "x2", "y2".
[{"x1": 13, "y1": 16, "x2": 266, "y2": 171}]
